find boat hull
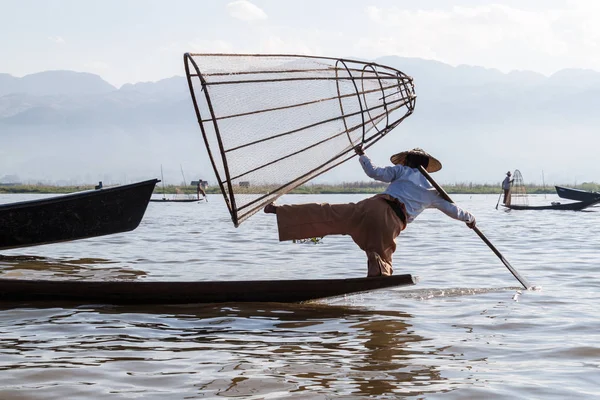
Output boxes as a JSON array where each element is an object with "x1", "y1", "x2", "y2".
[
  {"x1": 0, "y1": 274, "x2": 417, "y2": 304},
  {"x1": 0, "y1": 179, "x2": 158, "y2": 250},
  {"x1": 149, "y1": 198, "x2": 200, "y2": 203},
  {"x1": 503, "y1": 198, "x2": 600, "y2": 210},
  {"x1": 555, "y1": 186, "x2": 600, "y2": 202}
]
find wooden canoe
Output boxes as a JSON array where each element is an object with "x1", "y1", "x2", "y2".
[
  {"x1": 0, "y1": 274, "x2": 417, "y2": 304},
  {"x1": 149, "y1": 198, "x2": 200, "y2": 203},
  {"x1": 0, "y1": 179, "x2": 158, "y2": 251},
  {"x1": 555, "y1": 186, "x2": 600, "y2": 202},
  {"x1": 503, "y1": 197, "x2": 600, "y2": 211}
]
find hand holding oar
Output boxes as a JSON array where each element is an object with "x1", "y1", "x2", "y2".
[{"x1": 417, "y1": 165, "x2": 532, "y2": 290}]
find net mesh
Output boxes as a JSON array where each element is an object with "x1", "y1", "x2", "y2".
[
  {"x1": 184, "y1": 53, "x2": 416, "y2": 226},
  {"x1": 510, "y1": 169, "x2": 528, "y2": 206}
]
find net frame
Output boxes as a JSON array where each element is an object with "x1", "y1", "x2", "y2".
[
  {"x1": 510, "y1": 169, "x2": 528, "y2": 206},
  {"x1": 184, "y1": 53, "x2": 416, "y2": 227}
]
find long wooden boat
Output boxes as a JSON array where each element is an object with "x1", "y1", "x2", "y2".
[
  {"x1": 555, "y1": 186, "x2": 600, "y2": 202},
  {"x1": 503, "y1": 197, "x2": 600, "y2": 211},
  {"x1": 149, "y1": 198, "x2": 200, "y2": 203},
  {"x1": 0, "y1": 274, "x2": 416, "y2": 304},
  {"x1": 150, "y1": 165, "x2": 203, "y2": 203},
  {"x1": 0, "y1": 179, "x2": 158, "y2": 251}
]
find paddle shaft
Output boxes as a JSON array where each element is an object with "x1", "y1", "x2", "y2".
[
  {"x1": 418, "y1": 166, "x2": 531, "y2": 290},
  {"x1": 495, "y1": 192, "x2": 502, "y2": 210}
]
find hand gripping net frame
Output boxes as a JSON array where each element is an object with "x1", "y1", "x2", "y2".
[{"x1": 184, "y1": 53, "x2": 416, "y2": 227}]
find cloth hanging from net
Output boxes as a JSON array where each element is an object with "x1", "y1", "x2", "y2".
[
  {"x1": 510, "y1": 169, "x2": 529, "y2": 206},
  {"x1": 184, "y1": 53, "x2": 416, "y2": 227}
]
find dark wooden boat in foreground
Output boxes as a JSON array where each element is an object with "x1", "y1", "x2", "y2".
[
  {"x1": 0, "y1": 179, "x2": 159, "y2": 251},
  {"x1": 0, "y1": 274, "x2": 416, "y2": 304},
  {"x1": 503, "y1": 197, "x2": 600, "y2": 211},
  {"x1": 555, "y1": 186, "x2": 600, "y2": 202}
]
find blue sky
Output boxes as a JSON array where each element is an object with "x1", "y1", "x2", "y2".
[{"x1": 2, "y1": 0, "x2": 599, "y2": 86}]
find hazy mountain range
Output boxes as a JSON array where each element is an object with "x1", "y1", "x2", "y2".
[{"x1": 2, "y1": 56, "x2": 600, "y2": 186}]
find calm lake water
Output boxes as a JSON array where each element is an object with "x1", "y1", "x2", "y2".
[{"x1": 0, "y1": 192, "x2": 599, "y2": 399}]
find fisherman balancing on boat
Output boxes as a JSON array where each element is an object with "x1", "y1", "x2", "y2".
[
  {"x1": 502, "y1": 171, "x2": 513, "y2": 205},
  {"x1": 197, "y1": 179, "x2": 207, "y2": 201},
  {"x1": 264, "y1": 146, "x2": 476, "y2": 277}
]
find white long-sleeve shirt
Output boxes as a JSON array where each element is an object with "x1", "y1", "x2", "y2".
[{"x1": 359, "y1": 154, "x2": 474, "y2": 224}]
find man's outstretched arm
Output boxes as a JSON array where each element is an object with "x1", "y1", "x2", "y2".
[{"x1": 354, "y1": 145, "x2": 399, "y2": 183}]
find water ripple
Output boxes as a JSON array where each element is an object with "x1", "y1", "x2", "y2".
[{"x1": 0, "y1": 194, "x2": 598, "y2": 398}]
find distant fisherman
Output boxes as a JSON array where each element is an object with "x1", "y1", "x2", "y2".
[
  {"x1": 264, "y1": 146, "x2": 476, "y2": 277},
  {"x1": 197, "y1": 179, "x2": 207, "y2": 201},
  {"x1": 502, "y1": 171, "x2": 513, "y2": 205}
]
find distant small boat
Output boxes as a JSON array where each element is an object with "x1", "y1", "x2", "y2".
[
  {"x1": 503, "y1": 170, "x2": 599, "y2": 211},
  {"x1": 0, "y1": 179, "x2": 158, "y2": 251},
  {"x1": 149, "y1": 198, "x2": 200, "y2": 203},
  {"x1": 555, "y1": 186, "x2": 600, "y2": 202},
  {"x1": 503, "y1": 197, "x2": 600, "y2": 211},
  {"x1": 0, "y1": 274, "x2": 417, "y2": 304},
  {"x1": 150, "y1": 164, "x2": 203, "y2": 203}
]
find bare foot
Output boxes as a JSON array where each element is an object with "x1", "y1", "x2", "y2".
[{"x1": 263, "y1": 203, "x2": 277, "y2": 214}]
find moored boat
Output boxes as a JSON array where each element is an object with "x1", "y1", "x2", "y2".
[
  {"x1": 503, "y1": 197, "x2": 600, "y2": 211},
  {"x1": 149, "y1": 198, "x2": 200, "y2": 203},
  {"x1": 555, "y1": 186, "x2": 600, "y2": 202},
  {"x1": 0, "y1": 179, "x2": 158, "y2": 251},
  {"x1": 0, "y1": 274, "x2": 417, "y2": 304},
  {"x1": 503, "y1": 170, "x2": 599, "y2": 211}
]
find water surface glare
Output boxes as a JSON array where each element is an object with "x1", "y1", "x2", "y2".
[{"x1": 0, "y1": 193, "x2": 599, "y2": 399}]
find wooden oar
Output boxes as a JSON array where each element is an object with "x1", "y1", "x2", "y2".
[
  {"x1": 495, "y1": 192, "x2": 502, "y2": 210},
  {"x1": 418, "y1": 166, "x2": 532, "y2": 290}
]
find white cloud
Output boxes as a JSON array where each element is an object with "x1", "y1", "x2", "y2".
[
  {"x1": 48, "y1": 36, "x2": 65, "y2": 44},
  {"x1": 358, "y1": 3, "x2": 600, "y2": 75},
  {"x1": 227, "y1": 0, "x2": 267, "y2": 21}
]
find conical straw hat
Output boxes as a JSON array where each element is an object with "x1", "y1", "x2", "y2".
[{"x1": 390, "y1": 148, "x2": 442, "y2": 173}]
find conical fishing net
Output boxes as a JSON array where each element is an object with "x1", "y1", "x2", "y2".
[
  {"x1": 184, "y1": 53, "x2": 416, "y2": 226},
  {"x1": 510, "y1": 169, "x2": 528, "y2": 206}
]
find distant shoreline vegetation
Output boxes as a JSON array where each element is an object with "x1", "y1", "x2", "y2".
[{"x1": 1, "y1": 181, "x2": 599, "y2": 195}]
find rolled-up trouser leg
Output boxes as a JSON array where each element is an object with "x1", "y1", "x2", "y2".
[{"x1": 276, "y1": 202, "x2": 361, "y2": 241}]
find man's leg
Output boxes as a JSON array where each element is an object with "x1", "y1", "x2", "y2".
[
  {"x1": 275, "y1": 202, "x2": 361, "y2": 241},
  {"x1": 351, "y1": 196, "x2": 404, "y2": 277}
]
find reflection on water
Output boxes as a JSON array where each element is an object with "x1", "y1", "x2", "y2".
[
  {"x1": 0, "y1": 302, "x2": 453, "y2": 398},
  {"x1": 1, "y1": 193, "x2": 599, "y2": 398},
  {"x1": 400, "y1": 287, "x2": 523, "y2": 300},
  {"x1": 0, "y1": 255, "x2": 146, "y2": 280}
]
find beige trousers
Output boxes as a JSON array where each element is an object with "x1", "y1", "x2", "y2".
[
  {"x1": 503, "y1": 189, "x2": 511, "y2": 205},
  {"x1": 276, "y1": 194, "x2": 406, "y2": 277}
]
